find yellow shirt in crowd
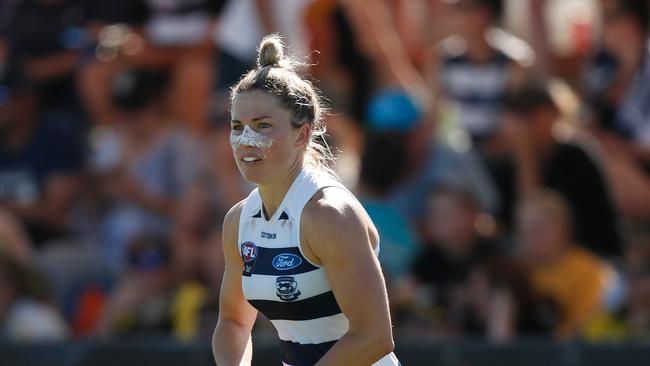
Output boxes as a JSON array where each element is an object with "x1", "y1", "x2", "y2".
[{"x1": 530, "y1": 246, "x2": 607, "y2": 337}]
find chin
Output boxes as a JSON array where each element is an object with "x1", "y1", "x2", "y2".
[
  {"x1": 241, "y1": 173, "x2": 265, "y2": 185},
  {"x1": 237, "y1": 165, "x2": 269, "y2": 185}
]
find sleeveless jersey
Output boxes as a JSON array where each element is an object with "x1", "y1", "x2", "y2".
[{"x1": 238, "y1": 169, "x2": 400, "y2": 366}]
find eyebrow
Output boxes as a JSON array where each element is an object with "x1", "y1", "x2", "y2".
[{"x1": 231, "y1": 116, "x2": 272, "y2": 123}]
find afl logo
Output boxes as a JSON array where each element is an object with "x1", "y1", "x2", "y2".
[
  {"x1": 241, "y1": 242, "x2": 258, "y2": 263},
  {"x1": 272, "y1": 254, "x2": 302, "y2": 271}
]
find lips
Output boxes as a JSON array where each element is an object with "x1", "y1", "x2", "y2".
[{"x1": 240, "y1": 154, "x2": 262, "y2": 163}]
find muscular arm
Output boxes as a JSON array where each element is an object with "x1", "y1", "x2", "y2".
[
  {"x1": 213, "y1": 201, "x2": 258, "y2": 366},
  {"x1": 302, "y1": 188, "x2": 394, "y2": 366}
]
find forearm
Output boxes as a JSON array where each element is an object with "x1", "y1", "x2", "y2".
[
  {"x1": 527, "y1": 0, "x2": 550, "y2": 77},
  {"x1": 353, "y1": 0, "x2": 430, "y2": 107},
  {"x1": 254, "y1": 0, "x2": 275, "y2": 35},
  {"x1": 212, "y1": 319, "x2": 253, "y2": 366},
  {"x1": 314, "y1": 331, "x2": 393, "y2": 366}
]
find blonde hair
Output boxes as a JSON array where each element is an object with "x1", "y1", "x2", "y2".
[{"x1": 231, "y1": 34, "x2": 336, "y2": 177}]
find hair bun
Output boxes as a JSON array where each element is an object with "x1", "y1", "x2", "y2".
[{"x1": 257, "y1": 34, "x2": 285, "y2": 68}]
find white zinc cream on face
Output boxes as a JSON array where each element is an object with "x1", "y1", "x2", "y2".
[{"x1": 230, "y1": 125, "x2": 275, "y2": 150}]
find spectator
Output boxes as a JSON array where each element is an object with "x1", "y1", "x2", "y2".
[
  {"x1": 171, "y1": 184, "x2": 222, "y2": 286},
  {"x1": 409, "y1": 185, "x2": 500, "y2": 334},
  {"x1": 357, "y1": 132, "x2": 418, "y2": 283},
  {"x1": 0, "y1": 66, "x2": 85, "y2": 246},
  {"x1": 426, "y1": 0, "x2": 529, "y2": 146},
  {"x1": 578, "y1": 0, "x2": 650, "y2": 220},
  {"x1": 467, "y1": 257, "x2": 556, "y2": 342},
  {"x1": 305, "y1": 0, "x2": 375, "y2": 124},
  {"x1": 380, "y1": 102, "x2": 500, "y2": 235},
  {"x1": 515, "y1": 190, "x2": 617, "y2": 338},
  {"x1": 215, "y1": 0, "x2": 314, "y2": 90},
  {"x1": 79, "y1": 0, "x2": 226, "y2": 133},
  {"x1": 0, "y1": 208, "x2": 33, "y2": 265},
  {"x1": 583, "y1": 0, "x2": 650, "y2": 162},
  {"x1": 93, "y1": 69, "x2": 195, "y2": 271},
  {"x1": 0, "y1": 253, "x2": 69, "y2": 341},
  {"x1": 95, "y1": 234, "x2": 174, "y2": 337},
  {"x1": 503, "y1": 81, "x2": 622, "y2": 257},
  {"x1": 5, "y1": 0, "x2": 87, "y2": 132},
  {"x1": 420, "y1": 0, "x2": 536, "y2": 228},
  {"x1": 624, "y1": 223, "x2": 650, "y2": 337}
]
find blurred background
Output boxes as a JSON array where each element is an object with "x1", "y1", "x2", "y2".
[{"x1": 0, "y1": 0, "x2": 650, "y2": 365}]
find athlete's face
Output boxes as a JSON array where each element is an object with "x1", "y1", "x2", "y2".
[{"x1": 230, "y1": 90, "x2": 309, "y2": 185}]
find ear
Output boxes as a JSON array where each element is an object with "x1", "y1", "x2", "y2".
[{"x1": 295, "y1": 123, "x2": 311, "y2": 148}]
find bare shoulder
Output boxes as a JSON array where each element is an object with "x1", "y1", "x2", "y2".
[
  {"x1": 222, "y1": 199, "x2": 247, "y2": 258},
  {"x1": 301, "y1": 187, "x2": 378, "y2": 262},
  {"x1": 223, "y1": 199, "x2": 246, "y2": 232}
]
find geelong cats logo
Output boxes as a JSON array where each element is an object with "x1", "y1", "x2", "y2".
[{"x1": 276, "y1": 276, "x2": 301, "y2": 301}]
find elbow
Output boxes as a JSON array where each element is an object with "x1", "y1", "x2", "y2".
[{"x1": 379, "y1": 335, "x2": 395, "y2": 356}]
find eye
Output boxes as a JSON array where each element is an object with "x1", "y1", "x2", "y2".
[
  {"x1": 258, "y1": 122, "x2": 271, "y2": 128},
  {"x1": 231, "y1": 124, "x2": 243, "y2": 131}
]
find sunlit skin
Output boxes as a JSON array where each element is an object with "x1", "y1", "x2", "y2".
[
  {"x1": 230, "y1": 90, "x2": 310, "y2": 217},
  {"x1": 217, "y1": 90, "x2": 395, "y2": 366},
  {"x1": 517, "y1": 203, "x2": 569, "y2": 265}
]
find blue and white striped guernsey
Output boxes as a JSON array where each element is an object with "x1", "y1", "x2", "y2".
[{"x1": 238, "y1": 168, "x2": 400, "y2": 366}]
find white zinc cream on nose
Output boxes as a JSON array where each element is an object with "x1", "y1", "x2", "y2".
[{"x1": 230, "y1": 125, "x2": 274, "y2": 149}]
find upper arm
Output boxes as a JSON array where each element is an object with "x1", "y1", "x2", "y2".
[
  {"x1": 302, "y1": 190, "x2": 392, "y2": 339},
  {"x1": 218, "y1": 201, "x2": 258, "y2": 328}
]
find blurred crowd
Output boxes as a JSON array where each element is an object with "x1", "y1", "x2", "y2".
[{"x1": 0, "y1": 0, "x2": 649, "y2": 346}]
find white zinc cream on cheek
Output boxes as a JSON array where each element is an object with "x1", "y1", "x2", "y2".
[{"x1": 230, "y1": 125, "x2": 275, "y2": 150}]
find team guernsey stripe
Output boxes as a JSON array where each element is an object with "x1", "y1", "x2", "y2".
[
  {"x1": 238, "y1": 171, "x2": 401, "y2": 366},
  {"x1": 248, "y1": 291, "x2": 341, "y2": 321},
  {"x1": 271, "y1": 313, "x2": 349, "y2": 344},
  {"x1": 280, "y1": 339, "x2": 337, "y2": 366},
  {"x1": 247, "y1": 246, "x2": 319, "y2": 276}
]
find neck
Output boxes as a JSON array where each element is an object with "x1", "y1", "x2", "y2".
[{"x1": 257, "y1": 159, "x2": 304, "y2": 219}]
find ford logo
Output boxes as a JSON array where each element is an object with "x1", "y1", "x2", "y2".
[{"x1": 272, "y1": 254, "x2": 302, "y2": 271}]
